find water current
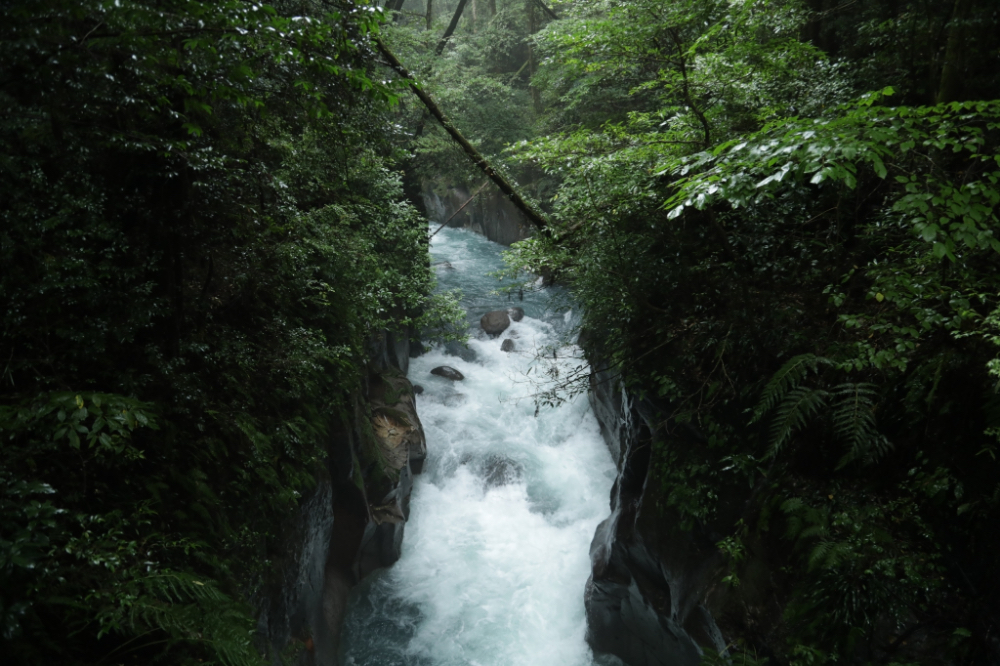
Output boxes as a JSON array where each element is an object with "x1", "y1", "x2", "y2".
[{"x1": 340, "y1": 226, "x2": 618, "y2": 666}]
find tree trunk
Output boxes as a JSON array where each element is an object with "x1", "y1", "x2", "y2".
[
  {"x1": 376, "y1": 37, "x2": 549, "y2": 231},
  {"x1": 435, "y1": 0, "x2": 470, "y2": 55},
  {"x1": 527, "y1": 0, "x2": 542, "y2": 113},
  {"x1": 425, "y1": 0, "x2": 432, "y2": 29},
  {"x1": 936, "y1": 0, "x2": 972, "y2": 104}
]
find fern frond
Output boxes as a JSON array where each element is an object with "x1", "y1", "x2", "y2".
[
  {"x1": 766, "y1": 386, "x2": 828, "y2": 457},
  {"x1": 118, "y1": 572, "x2": 261, "y2": 666},
  {"x1": 808, "y1": 540, "x2": 852, "y2": 571},
  {"x1": 799, "y1": 524, "x2": 829, "y2": 541},
  {"x1": 752, "y1": 354, "x2": 832, "y2": 422},
  {"x1": 831, "y1": 383, "x2": 889, "y2": 469},
  {"x1": 780, "y1": 497, "x2": 805, "y2": 512}
]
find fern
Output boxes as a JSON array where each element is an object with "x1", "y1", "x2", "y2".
[
  {"x1": 752, "y1": 354, "x2": 833, "y2": 422},
  {"x1": 831, "y1": 383, "x2": 890, "y2": 469},
  {"x1": 807, "y1": 540, "x2": 853, "y2": 571},
  {"x1": 100, "y1": 571, "x2": 262, "y2": 666},
  {"x1": 766, "y1": 386, "x2": 829, "y2": 457}
]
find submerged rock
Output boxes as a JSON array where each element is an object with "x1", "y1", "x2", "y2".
[
  {"x1": 481, "y1": 310, "x2": 511, "y2": 337},
  {"x1": 507, "y1": 306, "x2": 524, "y2": 322},
  {"x1": 412, "y1": 384, "x2": 424, "y2": 395},
  {"x1": 481, "y1": 454, "x2": 523, "y2": 488},
  {"x1": 501, "y1": 339, "x2": 515, "y2": 353},
  {"x1": 442, "y1": 392, "x2": 467, "y2": 407},
  {"x1": 444, "y1": 339, "x2": 476, "y2": 362},
  {"x1": 431, "y1": 366, "x2": 465, "y2": 381}
]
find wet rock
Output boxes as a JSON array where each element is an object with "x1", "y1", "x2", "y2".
[
  {"x1": 584, "y1": 354, "x2": 726, "y2": 666},
  {"x1": 445, "y1": 340, "x2": 476, "y2": 362},
  {"x1": 480, "y1": 310, "x2": 511, "y2": 337},
  {"x1": 436, "y1": 261, "x2": 454, "y2": 270},
  {"x1": 421, "y1": 183, "x2": 535, "y2": 246},
  {"x1": 412, "y1": 384, "x2": 424, "y2": 395},
  {"x1": 507, "y1": 306, "x2": 525, "y2": 322},
  {"x1": 259, "y1": 329, "x2": 427, "y2": 662},
  {"x1": 481, "y1": 454, "x2": 523, "y2": 488},
  {"x1": 501, "y1": 339, "x2": 515, "y2": 353},
  {"x1": 431, "y1": 366, "x2": 465, "y2": 381}
]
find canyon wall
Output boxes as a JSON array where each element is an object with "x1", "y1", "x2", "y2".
[
  {"x1": 422, "y1": 181, "x2": 534, "y2": 246},
  {"x1": 255, "y1": 327, "x2": 425, "y2": 665}
]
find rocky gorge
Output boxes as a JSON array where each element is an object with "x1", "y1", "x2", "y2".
[
  {"x1": 255, "y1": 326, "x2": 427, "y2": 665},
  {"x1": 268, "y1": 207, "x2": 739, "y2": 666}
]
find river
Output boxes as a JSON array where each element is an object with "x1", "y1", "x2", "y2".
[{"x1": 340, "y1": 225, "x2": 619, "y2": 666}]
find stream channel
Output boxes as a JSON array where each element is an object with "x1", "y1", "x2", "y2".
[{"x1": 340, "y1": 225, "x2": 620, "y2": 666}]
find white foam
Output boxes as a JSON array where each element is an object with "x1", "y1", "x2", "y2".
[{"x1": 342, "y1": 227, "x2": 616, "y2": 666}]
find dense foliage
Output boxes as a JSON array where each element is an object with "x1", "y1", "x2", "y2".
[
  {"x1": 379, "y1": 0, "x2": 555, "y2": 202},
  {"x1": 5, "y1": 0, "x2": 1000, "y2": 663},
  {"x1": 0, "y1": 1, "x2": 461, "y2": 663},
  {"x1": 483, "y1": 0, "x2": 1000, "y2": 662}
]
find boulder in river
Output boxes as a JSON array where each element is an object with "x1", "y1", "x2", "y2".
[
  {"x1": 430, "y1": 366, "x2": 464, "y2": 381},
  {"x1": 507, "y1": 306, "x2": 524, "y2": 322},
  {"x1": 412, "y1": 384, "x2": 424, "y2": 394},
  {"x1": 480, "y1": 310, "x2": 511, "y2": 337},
  {"x1": 501, "y1": 339, "x2": 515, "y2": 353}
]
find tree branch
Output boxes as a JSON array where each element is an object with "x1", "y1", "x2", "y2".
[
  {"x1": 375, "y1": 37, "x2": 549, "y2": 231},
  {"x1": 429, "y1": 181, "x2": 489, "y2": 238},
  {"x1": 533, "y1": 0, "x2": 559, "y2": 21},
  {"x1": 667, "y1": 28, "x2": 711, "y2": 149},
  {"x1": 435, "y1": 0, "x2": 469, "y2": 55}
]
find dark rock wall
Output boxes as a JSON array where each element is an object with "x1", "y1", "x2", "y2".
[
  {"x1": 584, "y1": 364, "x2": 728, "y2": 666},
  {"x1": 256, "y1": 326, "x2": 425, "y2": 665},
  {"x1": 422, "y1": 181, "x2": 534, "y2": 246}
]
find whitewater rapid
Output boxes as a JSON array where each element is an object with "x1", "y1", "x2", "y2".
[{"x1": 340, "y1": 226, "x2": 618, "y2": 666}]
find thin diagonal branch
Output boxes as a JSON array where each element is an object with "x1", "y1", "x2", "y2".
[{"x1": 375, "y1": 37, "x2": 549, "y2": 231}]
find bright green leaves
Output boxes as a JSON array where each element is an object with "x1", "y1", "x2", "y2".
[
  {"x1": 662, "y1": 98, "x2": 1000, "y2": 227},
  {"x1": 893, "y1": 168, "x2": 1000, "y2": 261},
  {"x1": 655, "y1": 95, "x2": 1000, "y2": 379}
]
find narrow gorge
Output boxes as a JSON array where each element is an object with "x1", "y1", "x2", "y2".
[{"x1": 340, "y1": 225, "x2": 619, "y2": 665}]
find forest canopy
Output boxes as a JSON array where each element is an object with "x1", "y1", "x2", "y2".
[{"x1": 3, "y1": 0, "x2": 1000, "y2": 664}]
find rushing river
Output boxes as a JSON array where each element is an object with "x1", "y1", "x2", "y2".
[{"x1": 340, "y1": 226, "x2": 618, "y2": 666}]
